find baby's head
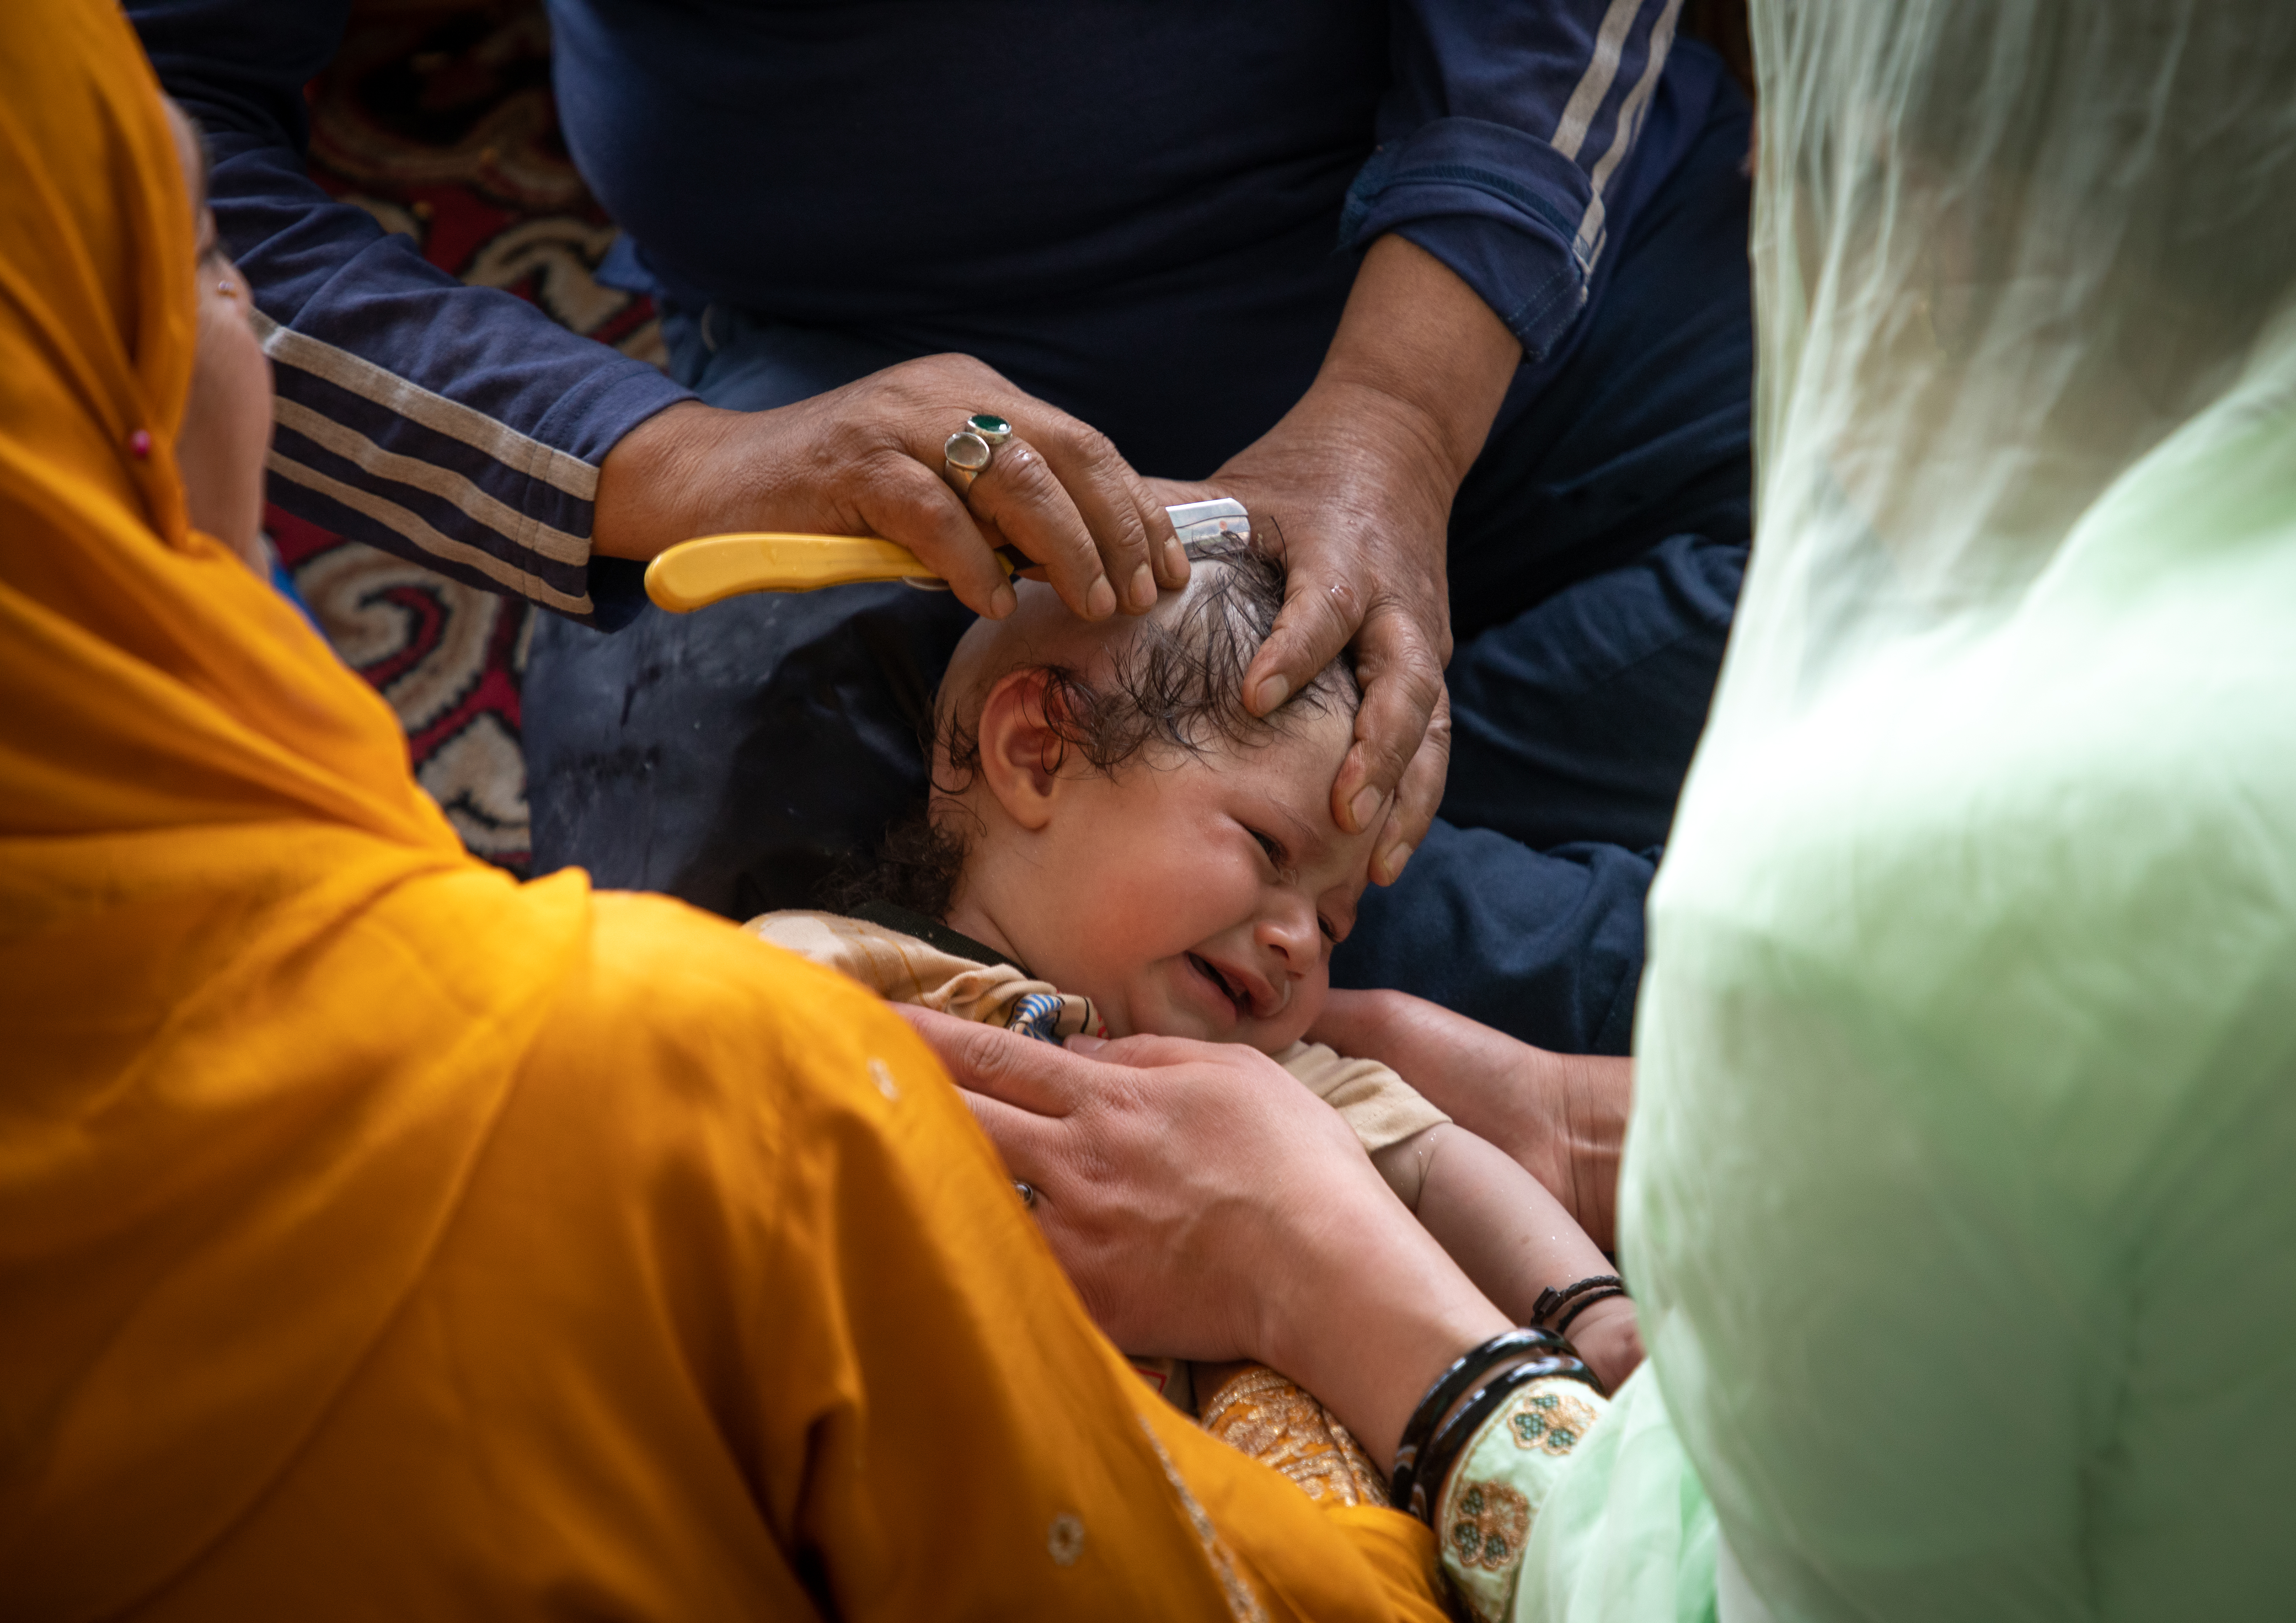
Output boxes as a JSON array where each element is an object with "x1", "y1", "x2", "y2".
[{"x1": 906, "y1": 541, "x2": 1372, "y2": 1052}]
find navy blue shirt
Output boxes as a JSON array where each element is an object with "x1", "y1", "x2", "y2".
[{"x1": 132, "y1": 0, "x2": 1695, "y2": 625}]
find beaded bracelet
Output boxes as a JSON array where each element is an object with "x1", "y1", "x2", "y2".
[
  {"x1": 1529, "y1": 1273, "x2": 1624, "y2": 1331},
  {"x1": 1388, "y1": 1329, "x2": 1565, "y2": 1513}
]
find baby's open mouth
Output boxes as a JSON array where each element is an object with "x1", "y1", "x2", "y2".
[{"x1": 1186, "y1": 952, "x2": 1250, "y2": 1019}]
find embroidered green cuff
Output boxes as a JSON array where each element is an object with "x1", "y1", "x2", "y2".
[{"x1": 1435, "y1": 1377, "x2": 1608, "y2": 1623}]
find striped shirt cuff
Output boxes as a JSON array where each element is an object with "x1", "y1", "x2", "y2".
[{"x1": 254, "y1": 305, "x2": 690, "y2": 626}]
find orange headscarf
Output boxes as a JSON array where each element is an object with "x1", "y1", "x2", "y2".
[
  {"x1": 0, "y1": 10, "x2": 1446, "y2": 1621},
  {"x1": 0, "y1": 4, "x2": 593, "y2": 1608}
]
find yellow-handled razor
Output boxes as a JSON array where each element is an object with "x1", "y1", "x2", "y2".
[{"x1": 643, "y1": 499, "x2": 1251, "y2": 613}]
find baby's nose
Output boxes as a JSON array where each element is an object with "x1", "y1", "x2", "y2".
[{"x1": 1256, "y1": 904, "x2": 1319, "y2": 965}]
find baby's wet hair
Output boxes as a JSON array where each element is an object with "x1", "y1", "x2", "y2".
[
  {"x1": 939, "y1": 534, "x2": 1360, "y2": 782},
  {"x1": 826, "y1": 536, "x2": 1359, "y2": 919}
]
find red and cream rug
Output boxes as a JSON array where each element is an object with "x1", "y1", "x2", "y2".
[{"x1": 270, "y1": 0, "x2": 660, "y2": 875}]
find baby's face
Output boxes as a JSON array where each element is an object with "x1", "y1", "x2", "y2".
[{"x1": 1013, "y1": 705, "x2": 1377, "y2": 1052}]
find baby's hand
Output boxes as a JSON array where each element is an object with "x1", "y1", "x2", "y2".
[{"x1": 1557, "y1": 1295, "x2": 1644, "y2": 1394}]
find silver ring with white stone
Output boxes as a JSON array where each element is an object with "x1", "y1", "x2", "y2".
[{"x1": 942, "y1": 412, "x2": 1012, "y2": 496}]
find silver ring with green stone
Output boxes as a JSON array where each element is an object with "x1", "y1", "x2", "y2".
[{"x1": 942, "y1": 413, "x2": 1012, "y2": 495}]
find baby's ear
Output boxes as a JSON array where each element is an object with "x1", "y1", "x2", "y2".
[{"x1": 973, "y1": 668, "x2": 1066, "y2": 831}]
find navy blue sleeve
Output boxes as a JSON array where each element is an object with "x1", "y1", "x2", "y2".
[
  {"x1": 128, "y1": 0, "x2": 692, "y2": 628},
  {"x1": 1341, "y1": 0, "x2": 1684, "y2": 363}
]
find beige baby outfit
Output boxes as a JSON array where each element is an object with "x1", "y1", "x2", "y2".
[
  {"x1": 747, "y1": 904, "x2": 1434, "y2": 1495},
  {"x1": 746, "y1": 907, "x2": 1450, "y2": 1155}
]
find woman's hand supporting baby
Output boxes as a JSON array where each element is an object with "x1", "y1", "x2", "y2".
[{"x1": 900, "y1": 1005, "x2": 1511, "y2": 1468}]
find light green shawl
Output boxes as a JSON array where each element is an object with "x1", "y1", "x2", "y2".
[{"x1": 1527, "y1": 5, "x2": 2296, "y2": 1619}]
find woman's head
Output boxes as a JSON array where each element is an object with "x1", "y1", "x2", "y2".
[
  {"x1": 0, "y1": 0, "x2": 450, "y2": 850},
  {"x1": 160, "y1": 97, "x2": 273, "y2": 571},
  {"x1": 872, "y1": 541, "x2": 1374, "y2": 1050}
]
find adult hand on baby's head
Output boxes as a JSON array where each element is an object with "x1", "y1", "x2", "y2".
[
  {"x1": 1149, "y1": 397, "x2": 1458, "y2": 897},
  {"x1": 898, "y1": 1005, "x2": 1509, "y2": 1466},
  {"x1": 902, "y1": 1007, "x2": 1366, "y2": 1362},
  {"x1": 1180, "y1": 428, "x2": 1457, "y2": 895},
  {"x1": 1310, "y1": 990, "x2": 1634, "y2": 1252},
  {"x1": 1145, "y1": 236, "x2": 1522, "y2": 890},
  {"x1": 593, "y1": 355, "x2": 1187, "y2": 623}
]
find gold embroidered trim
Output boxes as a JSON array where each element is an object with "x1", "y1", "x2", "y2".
[
  {"x1": 1504, "y1": 1386, "x2": 1599, "y2": 1457},
  {"x1": 1198, "y1": 1363, "x2": 1390, "y2": 1508},
  {"x1": 1445, "y1": 1477, "x2": 1531, "y2": 1573},
  {"x1": 1434, "y1": 1376, "x2": 1608, "y2": 1623},
  {"x1": 1138, "y1": 1413, "x2": 1270, "y2": 1623}
]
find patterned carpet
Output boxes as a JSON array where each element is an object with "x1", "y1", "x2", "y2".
[{"x1": 270, "y1": 0, "x2": 662, "y2": 876}]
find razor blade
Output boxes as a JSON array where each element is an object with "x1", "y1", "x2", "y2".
[{"x1": 643, "y1": 498, "x2": 1252, "y2": 613}]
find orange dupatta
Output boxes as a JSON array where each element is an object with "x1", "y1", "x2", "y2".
[
  {"x1": 0, "y1": 7, "x2": 1444, "y2": 1620},
  {"x1": 0, "y1": 3, "x2": 596, "y2": 1609}
]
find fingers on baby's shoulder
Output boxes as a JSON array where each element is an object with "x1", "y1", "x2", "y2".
[
  {"x1": 891, "y1": 1002, "x2": 970, "y2": 1044},
  {"x1": 1083, "y1": 1031, "x2": 1218, "y2": 1070},
  {"x1": 893, "y1": 1004, "x2": 1009, "y2": 1083},
  {"x1": 1090, "y1": 1034, "x2": 1294, "y2": 1099},
  {"x1": 900, "y1": 1006, "x2": 1086, "y2": 1112}
]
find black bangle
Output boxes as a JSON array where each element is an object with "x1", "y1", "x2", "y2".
[
  {"x1": 1408, "y1": 1359, "x2": 1548, "y2": 1524},
  {"x1": 1530, "y1": 1273, "x2": 1623, "y2": 1330},
  {"x1": 1406, "y1": 1350, "x2": 1604, "y2": 1525},
  {"x1": 1553, "y1": 1284, "x2": 1629, "y2": 1336},
  {"x1": 1388, "y1": 1328, "x2": 1565, "y2": 1511}
]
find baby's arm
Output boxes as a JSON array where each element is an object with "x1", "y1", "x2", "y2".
[{"x1": 1371, "y1": 1124, "x2": 1643, "y2": 1392}]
